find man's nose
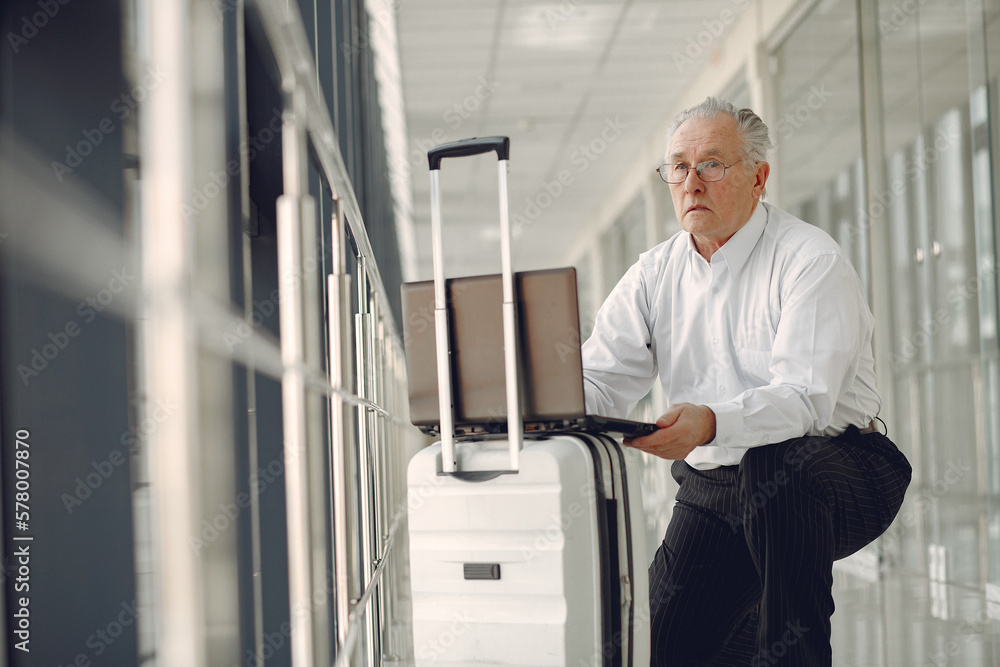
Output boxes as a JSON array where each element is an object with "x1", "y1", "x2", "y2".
[{"x1": 683, "y1": 167, "x2": 705, "y2": 192}]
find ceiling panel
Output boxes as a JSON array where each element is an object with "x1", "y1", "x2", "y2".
[{"x1": 398, "y1": 0, "x2": 751, "y2": 280}]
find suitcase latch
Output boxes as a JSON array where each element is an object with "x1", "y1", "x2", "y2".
[{"x1": 463, "y1": 563, "x2": 501, "y2": 580}]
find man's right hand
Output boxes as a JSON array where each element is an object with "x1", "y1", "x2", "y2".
[{"x1": 623, "y1": 403, "x2": 716, "y2": 460}]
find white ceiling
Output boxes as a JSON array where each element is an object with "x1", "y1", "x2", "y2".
[{"x1": 396, "y1": 0, "x2": 751, "y2": 280}]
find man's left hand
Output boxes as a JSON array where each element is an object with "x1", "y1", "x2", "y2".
[{"x1": 623, "y1": 403, "x2": 716, "y2": 460}]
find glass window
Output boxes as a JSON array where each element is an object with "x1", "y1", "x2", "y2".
[
  {"x1": 719, "y1": 69, "x2": 752, "y2": 111},
  {"x1": 878, "y1": 0, "x2": 997, "y2": 596},
  {"x1": 771, "y1": 0, "x2": 864, "y2": 264}
]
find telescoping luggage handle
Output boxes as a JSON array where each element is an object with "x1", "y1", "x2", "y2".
[{"x1": 427, "y1": 137, "x2": 522, "y2": 475}]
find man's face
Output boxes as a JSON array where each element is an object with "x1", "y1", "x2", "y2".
[{"x1": 666, "y1": 115, "x2": 768, "y2": 254}]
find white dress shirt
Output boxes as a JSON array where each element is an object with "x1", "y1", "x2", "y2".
[{"x1": 582, "y1": 201, "x2": 881, "y2": 470}]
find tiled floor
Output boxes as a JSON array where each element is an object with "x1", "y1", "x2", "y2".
[
  {"x1": 831, "y1": 558, "x2": 1000, "y2": 666},
  {"x1": 391, "y1": 551, "x2": 1000, "y2": 666}
]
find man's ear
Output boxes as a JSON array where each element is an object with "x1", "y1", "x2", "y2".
[{"x1": 753, "y1": 161, "x2": 770, "y2": 198}]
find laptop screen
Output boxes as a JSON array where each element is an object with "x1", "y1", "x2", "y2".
[{"x1": 401, "y1": 267, "x2": 587, "y2": 432}]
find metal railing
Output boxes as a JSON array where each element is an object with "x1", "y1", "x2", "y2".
[{"x1": 137, "y1": 0, "x2": 419, "y2": 664}]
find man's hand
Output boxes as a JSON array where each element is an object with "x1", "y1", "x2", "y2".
[{"x1": 623, "y1": 403, "x2": 717, "y2": 460}]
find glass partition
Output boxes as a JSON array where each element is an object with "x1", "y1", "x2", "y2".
[
  {"x1": 771, "y1": 0, "x2": 1000, "y2": 661},
  {"x1": 770, "y1": 0, "x2": 868, "y2": 282},
  {"x1": 877, "y1": 0, "x2": 996, "y2": 603}
]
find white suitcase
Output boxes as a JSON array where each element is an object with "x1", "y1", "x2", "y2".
[
  {"x1": 408, "y1": 433, "x2": 649, "y2": 666},
  {"x1": 404, "y1": 137, "x2": 649, "y2": 666}
]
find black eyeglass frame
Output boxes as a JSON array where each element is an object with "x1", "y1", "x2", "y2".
[{"x1": 655, "y1": 158, "x2": 744, "y2": 184}]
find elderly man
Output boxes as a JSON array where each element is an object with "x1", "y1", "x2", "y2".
[{"x1": 582, "y1": 98, "x2": 912, "y2": 665}]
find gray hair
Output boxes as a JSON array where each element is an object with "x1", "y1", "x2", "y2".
[{"x1": 667, "y1": 97, "x2": 773, "y2": 166}]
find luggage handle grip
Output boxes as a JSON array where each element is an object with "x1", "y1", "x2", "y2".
[{"x1": 428, "y1": 136, "x2": 510, "y2": 170}]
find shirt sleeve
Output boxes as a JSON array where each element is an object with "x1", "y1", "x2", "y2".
[
  {"x1": 581, "y1": 260, "x2": 660, "y2": 418},
  {"x1": 704, "y1": 251, "x2": 875, "y2": 448}
]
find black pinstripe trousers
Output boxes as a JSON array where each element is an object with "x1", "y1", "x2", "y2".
[{"x1": 647, "y1": 426, "x2": 912, "y2": 666}]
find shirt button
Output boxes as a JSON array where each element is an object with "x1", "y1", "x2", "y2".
[
  {"x1": 719, "y1": 386, "x2": 726, "y2": 394},
  {"x1": 712, "y1": 287, "x2": 719, "y2": 294},
  {"x1": 712, "y1": 337, "x2": 719, "y2": 344}
]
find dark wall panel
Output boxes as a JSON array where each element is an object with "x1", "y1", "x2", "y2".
[{"x1": 0, "y1": 1, "x2": 137, "y2": 666}]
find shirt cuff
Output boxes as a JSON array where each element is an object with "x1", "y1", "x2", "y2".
[{"x1": 704, "y1": 402, "x2": 743, "y2": 447}]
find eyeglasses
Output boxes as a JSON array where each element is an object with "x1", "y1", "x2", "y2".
[{"x1": 656, "y1": 159, "x2": 741, "y2": 184}]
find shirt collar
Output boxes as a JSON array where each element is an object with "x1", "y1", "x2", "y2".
[{"x1": 684, "y1": 201, "x2": 768, "y2": 277}]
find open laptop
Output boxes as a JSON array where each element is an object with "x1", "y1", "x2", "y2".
[{"x1": 401, "y1": 266, "x2": 658, "y2": 438}]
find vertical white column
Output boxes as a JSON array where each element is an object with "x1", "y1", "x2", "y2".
[
  {"x1": 328, "y1": 202, "x2": 355, "y2": 649},
  {"x1": 276, "y1": 80, "x2": 320, "y2": 665},
  {"x1": 139, "y1": 0, "x2": 204, "y2": 664}
]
